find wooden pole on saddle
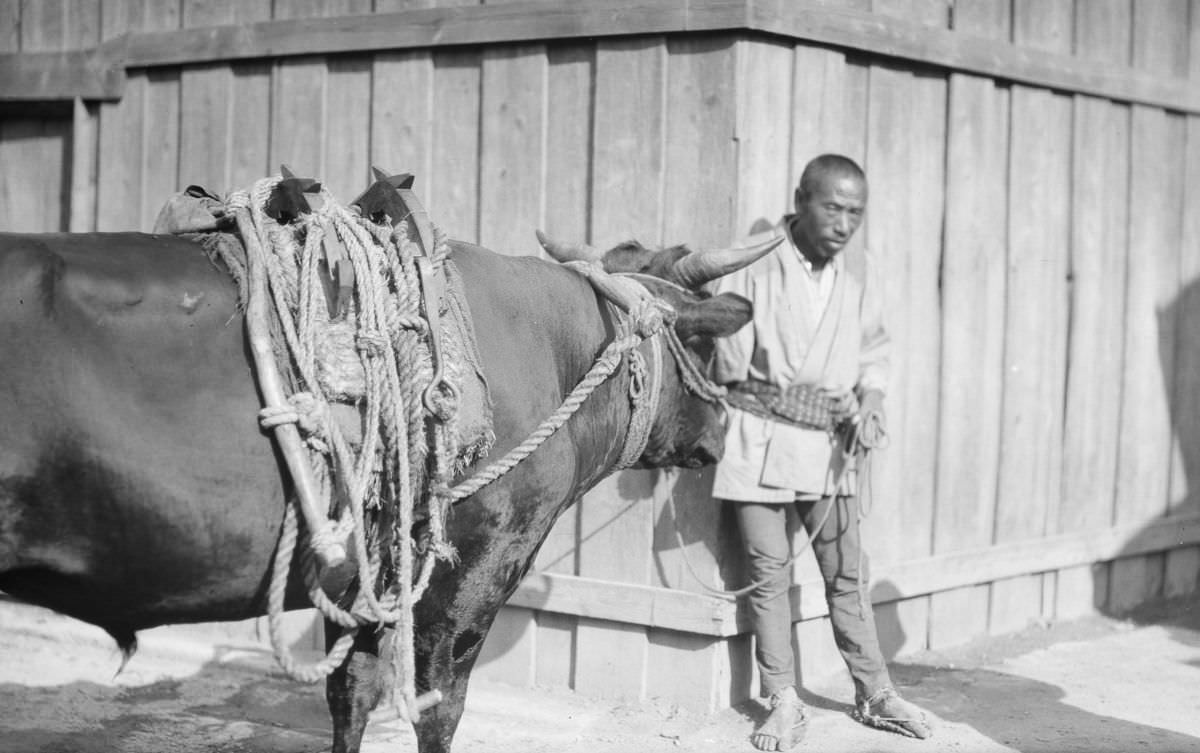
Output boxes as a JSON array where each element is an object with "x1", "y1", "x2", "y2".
[{"x1": 243, "y1": 167, "x2": 347, "y2": 569}]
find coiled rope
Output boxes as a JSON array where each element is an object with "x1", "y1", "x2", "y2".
[{"x1": 228, "y1": 177, "x2": 459, "y2": 721}]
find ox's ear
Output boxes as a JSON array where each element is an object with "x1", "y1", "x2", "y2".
[{"x1": 674, "y1": 292, "x2": 753, "y2": 341}]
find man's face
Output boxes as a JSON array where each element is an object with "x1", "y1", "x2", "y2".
[{"x1": 791, "y1": 173, "x2": 867, "y2": 263}]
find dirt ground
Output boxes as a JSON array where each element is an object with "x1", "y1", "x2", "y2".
[{"x1": 2, "y1": 597, "x2": 1200, "y2": 753}]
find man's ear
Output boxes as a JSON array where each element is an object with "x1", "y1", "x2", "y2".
[{"x1": 674, "y1": 292, "x2": 754, "y2": 341}]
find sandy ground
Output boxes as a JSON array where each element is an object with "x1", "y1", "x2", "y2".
[{"x1": 2, "y1": 598, "x2": 1200, "y2": 753}]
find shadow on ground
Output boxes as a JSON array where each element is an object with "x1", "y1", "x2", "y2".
[{"x1": 0, "y1": 640, "x2": 331, "y2": 753}]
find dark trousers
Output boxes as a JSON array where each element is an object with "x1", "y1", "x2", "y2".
[{"x1": 735, "y1": 496, "x2": 891, "y2": 701}]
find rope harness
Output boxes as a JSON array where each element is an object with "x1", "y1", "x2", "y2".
[
  {"x1": 223, "y1": 177, "x2": 727, "y2": 722},
  {"x1": 230, "y1": 177, "x2": 466, "y2": 720}
]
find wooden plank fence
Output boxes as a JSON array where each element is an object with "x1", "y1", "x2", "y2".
[{"x1": 1, "y1": 0, "x2": 1199, "y2": 711}]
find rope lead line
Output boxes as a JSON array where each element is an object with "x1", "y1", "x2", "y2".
[{"x1": 664, "y1": 410, "x2": 888, "y2": 601}]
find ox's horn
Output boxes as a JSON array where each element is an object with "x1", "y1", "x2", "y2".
[
  {"x1": 672, "y1": 234, "x2": 784, "y2": 288},
  {"x1": 535, "y1": 229, "x2": 603, "y2": 263}
]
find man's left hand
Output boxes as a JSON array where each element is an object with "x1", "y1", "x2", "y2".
[{"x1": 855, "y1": 389, "x2": 885, "y2": 426}]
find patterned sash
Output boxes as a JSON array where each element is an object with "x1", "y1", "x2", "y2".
[{"x1": 725, "y1": 379, "x2": 838, "y2": 432}]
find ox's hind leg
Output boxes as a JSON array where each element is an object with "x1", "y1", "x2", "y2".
[{"x1": 326, "y1": 622, "x2": 389, "y2": 753}]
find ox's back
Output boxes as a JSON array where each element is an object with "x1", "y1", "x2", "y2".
[{"x1": 0, "y1": 232, "x2": 287, "y2": 644}]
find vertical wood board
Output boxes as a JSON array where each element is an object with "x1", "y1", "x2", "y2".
[
  {"x1": 589, "y1": 37, "x2": 666, "y2": 249},
  {"x1": 227, "y1": 62, "x2": 271, "y2": 190},
  {"x1": 987, "y1": 573, "x2": 1043, "y2": 636},
  {"x1": 895, "y1": 66, "x2": 945, "y2": 556},
  {"x1": 139, "y1": 69, "x2": 181, "y2": 230},
  {"x1": 562, "y1": 40, "x2": 650, "y2": 694},
  {"x1": 370, "y1": 50, "x2": 435, "y2": 190},
  {"x1": 477, "y1": 43, "x2": 546, "y2": 256},
  {"x1": 1171, "y1": 114, "x2": 1200, "y2": 515},
  {"x1": 934, "y1": 71, "x2": 1008, "y2": 554},
  {"x1": 429, "y1": 50, "x2": 481, "y2": 241},
  {"x1": 1073, "y1": 0, "x2": 1132, "y2": 64},
  {"x1": 1060, "y1": 96, "x2": 1128, "y2": 533},
  {"x1": 862, "y1": 60, "x2": 942, "y2": 565},
  {"x1": 646, "y1": 629, "x2": 720, "y2": 710},
  {"x1": 1131, "y1": 0, "x2": 1190, "y2": 77},
  {"x1": 873, "y1": 593, "x2": 929, "y2": 659},
  {"x1": 994, "y1": 0, "x2": 1072, "y2": 545},
  {"x1": 0, "y1": 117, "x2": 68, "y2": 232},
  {"x1": 1116, "y1": 107, "x2": 1184, "y2": 525},
  {"x1": 788, "y1": 42, "x2": 848, "y2": 182},
  {"x1": 69, "y1": 97, "x2": 98, "y2": 231},
  {"x1": 323, "y1": 57, "x2": 372, "y2": 200},
  {"x1": 178, "y1": 61, "x2": 234, "y2": 191},
  {"x1": 928, "y1": 584, "x2": 989, "y2": 651},
  {"x1": 1108, "y1": 553, "x2": 1165, "y2": 613},
  {"x1": 1164, "y1": 545, "x2": 1200, "y2": 597},
  {"x1": 95, "y1": 73, "x2": 142, "y2": 230},
  {"x1": 1059, "y1": 7, "x2": 1133, "y2": 535},
  {"x1": 533, "y1": 611, "x2": 576, "y2": 690},
  {"x1": 995, "y1": 99, "x2": 1071, "y2": 542},
  {"x1": 951, "y1": 0, "x2": 1011, "y2": 37},
  {"x1": 474, "y1": 606, "x2": 536, "y2": 687},
  {"x1": 542, "y1": 43, "x2": 592, "y2": 245},
  {"x1": 0, "y1": 0, "x2": 17, "y2": 51},
  {"x1": 573, "y1": 617, "x2": 647, "y2": 699},
  {"x1": 270, "y1": 57, "x2": 327, "y2": 184},
  {"x1": 733, "y1": 38, "x2": 792, "y2": 235},
  {"x1": 652, "y1": 37, "x2": 736, "y2": 593},
  {"x1": 1054, "y1": 562, "x2": 1107, "y2": 620}
]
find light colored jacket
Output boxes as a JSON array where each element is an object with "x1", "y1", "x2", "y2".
[{"x1": 709, "y1": 222, "x2": 890, "y2": 501}]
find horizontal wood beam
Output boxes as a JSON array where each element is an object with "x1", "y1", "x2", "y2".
[
  {"x1": 509, "y1": 512, "x2": 1200, "y2": 636},
  {"x1": 0, "y1": 0, "x2": 1195, "y2": 113},
  {"x1": 757, "y1": 3, "x2": 1198, "y2": 113},
  {"x1": 0, "y1": 50, "x2": 123, "y2": 100}
]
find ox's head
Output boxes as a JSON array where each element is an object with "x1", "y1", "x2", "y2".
[{"x1": 537, "y1": 231, "x2": 780, "y2": 469}]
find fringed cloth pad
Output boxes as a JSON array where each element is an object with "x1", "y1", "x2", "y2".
[{"x1": 192, "y1": 229, "x2": 495, "y2": 475}]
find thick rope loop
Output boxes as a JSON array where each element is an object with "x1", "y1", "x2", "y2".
[{"x1": 229, "y1": 179, "x2": 462, "y2": 720}]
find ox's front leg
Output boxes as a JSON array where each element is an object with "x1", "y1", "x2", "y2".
[
  {"x1": 326, "y1": 622, "x2": 389, "y2": 753},
  {"x1": 409, "y1": 555, "x2": 538, "y2": 753},
  {"x1": 408, "y1": 596, "x2": 498, "y2": 753}
]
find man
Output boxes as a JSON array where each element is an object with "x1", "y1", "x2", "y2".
[{"x1": 710, "y1": 154, "x2": 932, "y2": 750}]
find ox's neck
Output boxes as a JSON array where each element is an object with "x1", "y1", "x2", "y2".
[{"x1": 448, "y1": 243, "x2": 637, "y2": 497}]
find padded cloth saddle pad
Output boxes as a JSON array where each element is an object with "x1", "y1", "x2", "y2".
[
  {"x1": 435, "y1": 258, "x2": 495, "y2": 468},
  {"x1": 183, "y1": 226, "x2": 494, "y2": 473}
]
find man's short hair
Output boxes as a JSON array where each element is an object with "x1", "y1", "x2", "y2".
[{"x1": 797, "y1": 154, "x2": 867, "y2": 202}]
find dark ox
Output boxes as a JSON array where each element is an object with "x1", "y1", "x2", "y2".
[{"x1": 0, "y1": 209, "x2": 771, "y2": 752}]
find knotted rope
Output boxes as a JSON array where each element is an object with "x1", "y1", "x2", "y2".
[{"x1": 227, "y1": 177, "x2": 460, "y2": 722}]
